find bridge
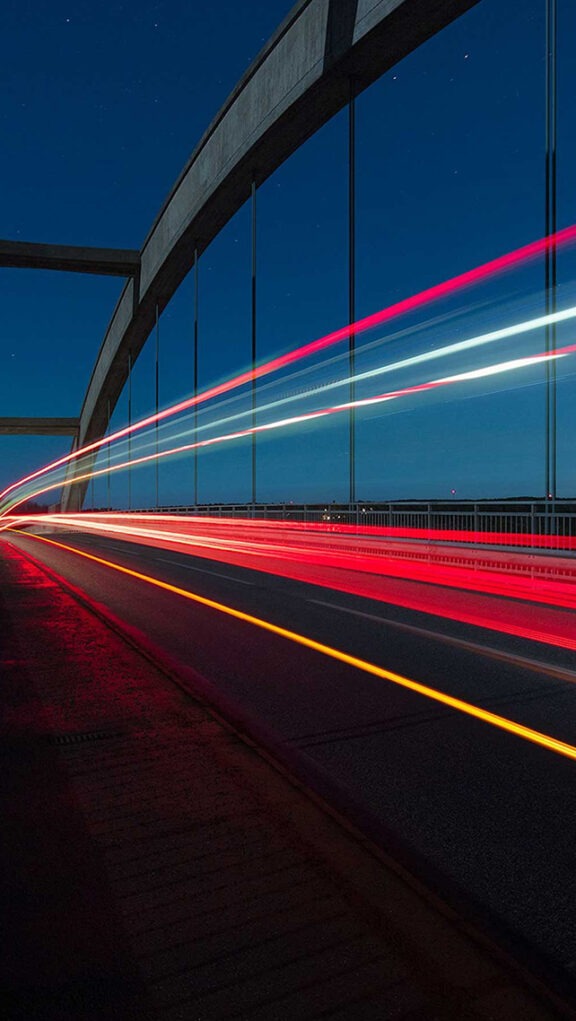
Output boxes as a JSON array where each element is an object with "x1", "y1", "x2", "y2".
[{"x1": 2, "y1": 1, "x2": 576, "y2": 1017}]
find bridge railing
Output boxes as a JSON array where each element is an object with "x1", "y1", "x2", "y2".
[{"x1": 124, "y1": 500, "x2": 576, "y2": 551}]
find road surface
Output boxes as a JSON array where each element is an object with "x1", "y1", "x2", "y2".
[{"x1": 5, "y1": 525, "x2": 576, "y2": 1000}]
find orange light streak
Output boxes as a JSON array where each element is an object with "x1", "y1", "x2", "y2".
[{"x1": 9, "y1": 529, "x2": 576, "y2": 764}]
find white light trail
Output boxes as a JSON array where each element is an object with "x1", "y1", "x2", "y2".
[{"x1": 3, "y1": 341, "x2": 572, "y2": 512}]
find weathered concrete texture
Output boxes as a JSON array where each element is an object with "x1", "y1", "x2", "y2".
[
  {"x1": 0, "y1": 416, "x2": 79, "y2": 436},
  {"x1": 0, "y1": 535, "x2": 567, "y2": 1020},
  {"x1": 64, "y1": 0, "x2": 479, "y2": 510},
  {"x1": 0, "y1": 239, "x2": 140, "y2": 277}
]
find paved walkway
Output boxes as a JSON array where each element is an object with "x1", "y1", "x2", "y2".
[{"x1": 0, "y1": 537, "x2": 567, "y2": 1020}]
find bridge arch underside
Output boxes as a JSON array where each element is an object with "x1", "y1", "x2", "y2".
[{"x1": 63, "y1": 0, "x2": 477, "y2": 510}]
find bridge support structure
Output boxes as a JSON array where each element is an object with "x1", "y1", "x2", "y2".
[{"x1": 58, "y1": 0, "x2": 478, "y2": 511}]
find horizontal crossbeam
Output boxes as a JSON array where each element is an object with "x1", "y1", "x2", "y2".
[
  {"x1": 0, "y1": 240, "x2": 140, "y2": 277},
  {"x1": 0, "y1": 417, "x2": 79, "y2": 436}
]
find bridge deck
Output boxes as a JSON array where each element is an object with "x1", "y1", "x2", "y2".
[{"x1": 0, "y1": 538, "x2": 560, "y2": 1020}]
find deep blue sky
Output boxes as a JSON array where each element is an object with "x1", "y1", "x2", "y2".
[{"x1": 2, "y1": 0, "x2": 576, "y2": 506}]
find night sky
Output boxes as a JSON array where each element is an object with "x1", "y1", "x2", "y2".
[{"x1": 2, "y1": 0, "x2": 576, "y2": 508}]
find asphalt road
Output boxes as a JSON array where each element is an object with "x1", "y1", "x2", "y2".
[{"x1": 6, "y1": 527, "x2": 576, "y2": 997}]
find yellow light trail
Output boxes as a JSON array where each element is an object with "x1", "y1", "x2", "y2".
[{"x1": 10, "y1": 529, "x2": 576, "y2": 764}]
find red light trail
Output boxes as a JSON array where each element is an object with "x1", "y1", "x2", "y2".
[
  {"x1": 5, "y1": 340, "x2": 574, "y2": 513},
  {"x1": 6, "y1": 513, "x2": 576, "y2": 652},
  {"x1": 9, "y1": 528, "x2": 576, "y2": 763},
  {"x1": 2, "y1": 221, "x2": 576, "y2": 509}
]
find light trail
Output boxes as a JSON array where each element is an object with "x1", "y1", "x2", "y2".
[
  {"x1": 3, "y1": 508, "x2": 575, "y2": 550},
  {"x1": 2, "y1": 222, "x2": 576, "y2": 509},
  {"x1": 87, "y1": 301, "x2": 576, "y2": 461},
  {"x1": 245, "y1": 302, "x2": 576, "y2": 419},
  {"x1": 6, "y1": 341, "x2": 574, "y2": 512},
  {"x1": 9, "y1": 529, "x2": 576, "y2": 763},
  {"x1": 16, "y1": 509, "x2": 576, "y2": 607},
  {"x1": 8, "y1": 512, "x2": 576, "y2": 649}
]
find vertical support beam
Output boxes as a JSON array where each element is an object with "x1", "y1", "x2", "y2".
[
  {"x1": 107, "y1": 398, "x2": 111, "y2": 512},
  {"x1": 155, "y1": 302, "x2": 160, "y2": 509},
  {"x1": 127, "y1": 350, "x2": 132, "y2": 511},
  {"x1": 545, "y1": 0, "x2": 557, "y2": 503},
  {"x1": 193, "y1": 246, "x2": 199, "y2": 507},
  {"x1": 251, "y1": 177, "x2": 257, "y2": 508},
  {"x1": 349, "y1": 79, "x2": 356, "y2": 505}
]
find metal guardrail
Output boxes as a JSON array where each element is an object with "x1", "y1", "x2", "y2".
[{"x1": 123, "y1": 500, "x2": 576, "y2": 550}]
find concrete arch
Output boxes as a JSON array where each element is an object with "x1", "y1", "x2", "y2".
[{"x1": 65, "y1": 0, "x2": 477, "y2": 509}]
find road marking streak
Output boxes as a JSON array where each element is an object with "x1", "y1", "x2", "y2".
[
  {"x1": 306, "y1": 598, "x2": 576, "y2": 685},
  {"x1": 10, "y1": 529, "x2": 576, "y2": 764},
  {"x1": 154, "y1": 556, "x2": 254, "y2": 585}
]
